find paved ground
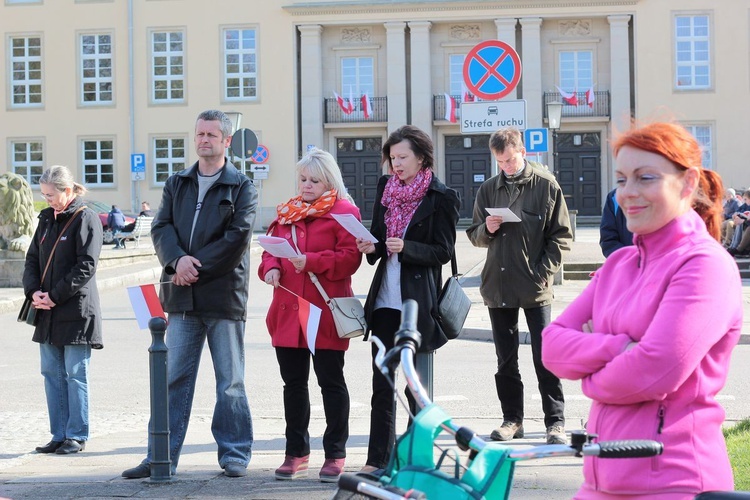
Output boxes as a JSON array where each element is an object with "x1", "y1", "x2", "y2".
[{"x1": 0, "y1": 227, "x2": 747, "y2": 499}]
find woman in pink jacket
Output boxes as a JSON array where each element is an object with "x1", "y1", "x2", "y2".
[
  {"x1": 259, "y1": 148, "x2": 362, "y2": 484},
  {"x1": 543, "y1": 122, "x2": 742, "y2": 499}
]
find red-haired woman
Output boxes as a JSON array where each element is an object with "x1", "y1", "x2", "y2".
[{"x1": 543, "y1": 122, "x2": 741, "y2": 499}]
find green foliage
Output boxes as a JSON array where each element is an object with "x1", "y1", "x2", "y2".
[
  {"x1": 33, "y1": 200, "x2": 46, "y2": 212},
  {"x1": 724, "y1": 418, "x2": 750, "y2": 490}
]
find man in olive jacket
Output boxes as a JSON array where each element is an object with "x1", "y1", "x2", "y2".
[
  {"x1": 466, "y1": 127, "x2": 572, "y2": 446},
  {"x1": 123, "y1": 110, "x2": 258, "y2": 480}
]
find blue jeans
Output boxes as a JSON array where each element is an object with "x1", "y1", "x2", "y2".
[
  {"x1": 39, "y1": 343, "x2": 91, "y2": 442},
  {"x1": 145, "y1": 314, "x2": 253, "y2": 470}
]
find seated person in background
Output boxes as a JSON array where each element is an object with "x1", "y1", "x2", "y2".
[
  {"x1": 121, "y1": 201, "x2": 154, "y2": 233},
  {"x1": 599, "y1": 188, "x2": 633, "y2": 258},
  {"x1": 725, "y1": 190, "x2": 750, "y2": 250},
  {"x1": 107, "y1": 205, "x2": 126, "y2": 249},
  {"x1": 721, "y1": 188, "x2": 741, "y2": 247}
]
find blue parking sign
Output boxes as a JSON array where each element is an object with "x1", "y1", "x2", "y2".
[
  {"x1": 524, "y1": 129, "x2": 548, "y2": 153},
  {"x1": 131, "y1": 153, "x2": 146, "y2": 181}
]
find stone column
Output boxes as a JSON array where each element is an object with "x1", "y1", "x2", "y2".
[
  {"x1": 385, "y1": 22, "x2": 408, "y2": 132},
  {"x1": 608, "y1": 15, "x2": 632, "y2": 133},
  {"x1": 495, "y1": 18, "x2": 516, "y2": 50},
  {"x1": 520, "y1": 17, "x2": 543, "y2": 128},
  {"x1": 408, "y1": 21, "x2": 432, "y2": 134},
  {"x1": 298, "y1": 25, "x2": 324, "y2": 150}
]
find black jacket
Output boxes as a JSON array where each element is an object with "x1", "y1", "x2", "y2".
[
  {"x1": 23, "y1": 196, "x2": 103, "y2": 348},
  {"x1": 599, "y1": 188, "x2": 633, "y2": 258},
  {"x1": 152, "y1": 160, "x2": 258, "y2": 320},
  {"x1": 364, "y1": 175, "x2": 460, "y2": 352}
]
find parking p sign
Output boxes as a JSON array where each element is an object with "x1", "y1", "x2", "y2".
[
  {"x1": 524, "y1": 128, "x2": 548, "y2": 153},
  {"x1": 131, "y1": 153, "x2": 146, "y2": 181}
]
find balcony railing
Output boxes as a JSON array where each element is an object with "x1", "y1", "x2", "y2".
[
  {"x1": 543, "y1": 91, "x2": 610, "y2": 119},
  {"x1": 324, "y1": 96, "x2": 387, "y2": 123},
  {"x1": 433, "y1": 94, "x2": 469, "y2": 122}
]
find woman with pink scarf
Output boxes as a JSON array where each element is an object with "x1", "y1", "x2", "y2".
[{"x1": 356, "y1": 125, "x2": 460, "y2": 474}]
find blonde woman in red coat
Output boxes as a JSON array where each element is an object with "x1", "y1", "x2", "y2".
[{"x1": 259, "y1": 148, "x2": 362, "y2": 484}]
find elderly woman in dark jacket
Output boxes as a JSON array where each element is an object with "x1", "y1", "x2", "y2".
[
  {"x1": 23, "y1": 165, "x2": 103, "y2": 455},
  {"x1": 356, "y1": 125, "x2": 460, "y2": 472}
]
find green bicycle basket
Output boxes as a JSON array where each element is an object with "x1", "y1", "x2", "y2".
[{"x1": 380, "y1": 404, "x2": 516, "y2": 500}]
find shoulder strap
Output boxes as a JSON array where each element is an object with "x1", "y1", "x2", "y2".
[
  {"x1": 290, "y1": 225, "x2": 332, "y2": 303},
  {"x1": 40, "y1": 206, "x2": 86, "y2": 285}
]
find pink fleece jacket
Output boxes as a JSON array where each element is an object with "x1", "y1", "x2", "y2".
[{"x1": 543, "y1": 210, "x2": 742, "y2": 498}]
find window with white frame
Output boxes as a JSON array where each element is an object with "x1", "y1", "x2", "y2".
[
  {"x1": 448, "y1": 54, "x2": 465, "y2": 96},
  {"x1": 153, "y1": 137, "x2": 186, "y2": 183},
  {"x1": 152, "y1": 30, "x2": 184, "y2": 103},
  {"x1": 559, "y1": 50, "x2": 593, "y2": 96},
  {"x1": 685, "y1": 124, "x2": 713, "y2": 169},
  {"x1": 10, "y1": 35, "x2": 42, "y2": 107},
  {"x1": 11, "y1": 140, "x2": 44, "y2": 185},
  {"x1": 341, "y1": 56, "x2": 374, "y2": 97},
  {"x1": 80, "y1": 33, "x2": 113, "y2": 104},
  {"x1": 82, "y1": 139, "x2": 114, "y2": 185},
  {"x1": 6, "y1": 0, "x2": 42, "y2": 4},
  {"x1": 223, "y1": 27, "x2": 257, "y2": 100},
  {"x1": 675, "y1": 15, "x2": 710, "y2": 89}
]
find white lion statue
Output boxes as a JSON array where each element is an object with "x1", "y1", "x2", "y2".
[{"x1": 0, "y1": 172, "x2": 35, "y2": 253}]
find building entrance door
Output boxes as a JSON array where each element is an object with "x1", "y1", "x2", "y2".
[
  {"x1": 336, "y1": 137, "x2": 382, "y2": 220},
  {"x1": 555, "y1": 132, "x2": 602, "y2": 216},
  {"x1": 444, "y1": 134, "x2": 491, "y2": 219}
]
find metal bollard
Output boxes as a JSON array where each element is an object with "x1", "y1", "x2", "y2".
[{"x1": 148, "y1": 316, "x2": 171, "y2": 481}]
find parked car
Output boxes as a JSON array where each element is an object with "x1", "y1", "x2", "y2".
[{"x1": 84, "y1": 200, "x2": 136, "y2": 243}]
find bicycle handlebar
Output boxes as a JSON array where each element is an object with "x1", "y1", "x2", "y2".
[
  {"x1": 592, "y1": 439, "x2": 664, "y2": 458},
  {"x1": 338, "y1": 472, "x2": 427, "y2": 499}
]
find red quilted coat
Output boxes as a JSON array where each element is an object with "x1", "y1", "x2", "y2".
[{"x1": 258, "y1": 199, "x2": 362, "y2": 351}]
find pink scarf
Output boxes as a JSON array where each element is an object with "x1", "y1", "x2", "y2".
[{"x1": 382, "y1": 169, "x2": 433, "y2": 245}]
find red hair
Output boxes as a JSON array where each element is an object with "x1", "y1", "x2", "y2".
[{"x1": 612, "y1": 122, "x2": 723, "y2": 241}]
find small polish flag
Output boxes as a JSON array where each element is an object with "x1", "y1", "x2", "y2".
[
  {"x1": 361, "y1": 93, "x2": 373, "y2": 119},
  {"x1": 348, "y1": 89, "x2": 357, "y2": 114},
  {"x1": 333, "y1": 91, "x2": 353, "y2": 115},
  {"x1": 444, "y1": 93, "x2": 457, "y2": 123},
  {"x1": 298, "y1": 296, "x2": 322, "y2": 355},
  {"x1": 556, "y1": 86, "x2": 579, "y2": 106},
  {"x1": 127, "y1": 284, "x2": 166, "y2": 330},
  {"x1": 585, "y1": 86, "x2": 595, "y2": 108},
  {"x1": 462, "y1": 84, "x2": 475, "y2": 103}
]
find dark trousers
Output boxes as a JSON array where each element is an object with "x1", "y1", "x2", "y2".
[
  {"x1": 366, "y1": 308, "x2": 431, "y2": 469},
  {"x1": 275, "y1": 347, "x2": 349, "y2": 459},
  {"x1": 488, "y1": 305, "x2": 565, "y2": 428}
]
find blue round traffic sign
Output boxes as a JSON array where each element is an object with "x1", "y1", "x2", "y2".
[
  {"x1": 251, "y1": 144, "x2": 269, "y2": 164},
  {"x1": 463, "y1": 40, "x2": 522, "y2": 101}
]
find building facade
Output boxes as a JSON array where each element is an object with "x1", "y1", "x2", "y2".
[{"x1": 2, "y1": 0, "x2": 748, "y2": 225}]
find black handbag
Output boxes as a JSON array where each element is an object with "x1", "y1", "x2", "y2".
[
  {"x1": 437, "y1": 253, "x2": 471, "y2": 340},
  {"x1": 17, "y1": 206, "x2": 85, "y2": 327}
]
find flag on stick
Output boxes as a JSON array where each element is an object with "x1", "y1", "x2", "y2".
[
  {"x1": 333, "y1": 91, "x2": 353, "y2": 115},
  {"x1": 444, "y1": 93, "x2": 457, "y2": 123},
  {"x1": 585, "y1": 86, "x2": 595, "y2": 108},
  {"x1": 297, "y1": 296, "x2": 322, "y2": 355},
  {"x1": 361, "y1": 93, "x2": 373, "y2": 119},
  {"x1": 556, "y1": 86, "x2": 579, "y2": 106},
  {"x1": 127, "y1": 284, "x2": 166, "y2": 330}
]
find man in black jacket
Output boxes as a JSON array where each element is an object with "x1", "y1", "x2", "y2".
[
  {"x1": 599, "y1": 188, "x2": 633, "y2": 258},
  {"x1": 123, "y1": 110, "x2": 258, "y2": 479}
]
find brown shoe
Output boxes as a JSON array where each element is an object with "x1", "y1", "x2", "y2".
[
  {"x1": 546, "y1": 425, "x2": 566, "y2": 445},
  {"x1": 490, "y1": 421, "x2": 524, "y2": 441}
]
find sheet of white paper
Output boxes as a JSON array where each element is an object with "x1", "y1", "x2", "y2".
[
  {"x1": 257, "y1": 235, "x2": 300, "y2": 258},
  {"x1": 485, "y1": 207, "x2": 522, "y2": 223},
  {"x1": 331, "y1": 213, "x2": 378, "y2": 243}
]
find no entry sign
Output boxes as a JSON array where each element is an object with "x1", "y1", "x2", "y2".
[{"x1": 463, "y1": 40, "x2": 522, "y2": 101}]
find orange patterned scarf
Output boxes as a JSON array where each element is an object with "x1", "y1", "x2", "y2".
[{"x1": 276, "y1": 189, "x2": 338, "y2": 225}]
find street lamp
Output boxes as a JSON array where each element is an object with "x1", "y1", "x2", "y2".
[{"x1": 546, "y1": 101, "x2": 563, "y2": 176}]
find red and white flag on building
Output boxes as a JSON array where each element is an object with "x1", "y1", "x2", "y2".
[
  {"x1": 556, "y1": 86, "x2": 579, "y2": 106},
  {"x1": 333, "y1": 91, "x2": 353, "y2": 115},
  {"x1": 297, "y1": 296, "x2": 322, "y2": 355},
  {"x1": 585, "y1": 86, "x2": 595, "y2": 108},
  {"x1": 361, "y1": 93, "x2": 373, "y2": 119},
  {"x1": 444, "y1": 93, "x2": 457, "y2": 123},
  {"x1": 127, "y1": 284, "x2": 166, "y2": 330},
  {"x1": 462, "y1": 84, "x2": 475, "y2": 103}
]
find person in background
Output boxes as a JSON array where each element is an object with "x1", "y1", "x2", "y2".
[
  {"x1": 719, "y1": 188, "x2": 741, "y2": 247},
  {"x1": 24, "y1": 165, "x2": 103, "y2": 455},
  {"x1": 543, "y1": 122, "x2": 741, "y2": 499},
  {"x1": 467, "y1": 127, "x2": 572, "y2": 446},
  {"x1": 117, "y1": 202, "x2": 155, "y2": 248},
  {"x1": 259, "y1": 148, "x2": 362, "y2": 483},
  {"x1": 356, "y1": 125, "x2": 460, "y2": 474},
  {"x1": 107, "y1": 204, "x2": 126, "y2": 249},
  {"x1": 122, "y1": 109, "x2": 257, "y2": 479},
  {"x1": 599, "y1": 188, "x2": 633, "y2": 257}
]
